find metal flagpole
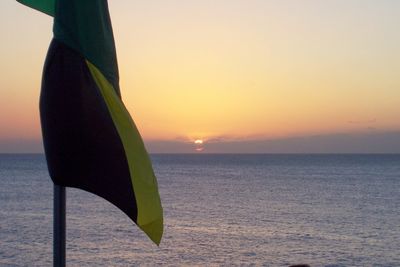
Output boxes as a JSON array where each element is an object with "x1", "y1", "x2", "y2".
[{"x1": 54, "y1": 184, "x2": 66, "y2": 267}]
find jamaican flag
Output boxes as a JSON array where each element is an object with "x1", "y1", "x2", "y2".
[{"x1": 17, "y1": 0, "x2": 163, "y2": 245}]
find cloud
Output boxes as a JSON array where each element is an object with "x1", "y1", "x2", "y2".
[
  {"x1": 0, "y1": 138, "x2": 43, "y2": 153},
  {"x1": 1, "y1": 131, "x2": 400, "y2": 153},
  {"x1": 347, "y1": 118, "x2": 377, "y2": 124},
  {"x1": 145, "y1": 131, "x2": 400, "y2": 154}
]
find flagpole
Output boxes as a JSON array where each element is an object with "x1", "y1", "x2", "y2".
[{"x1": 54, "y1": 184, "x2": 66, "y2": 267}]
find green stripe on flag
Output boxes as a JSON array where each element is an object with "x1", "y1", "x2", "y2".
[
  {"x1": 17, "y1": 0, "x2": 54, "y2": 16},
  {"x1": 54, "y1": 0, "x2": 120, "y2": 96}
]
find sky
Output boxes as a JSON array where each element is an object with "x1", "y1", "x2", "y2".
[{"x1": 0, "y1": 0, "x2": 399, "y2": 153}]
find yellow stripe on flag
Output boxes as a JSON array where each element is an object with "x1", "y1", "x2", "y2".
[{"x1": 86, "y1": 60, "x2": 163, "y2": 245}]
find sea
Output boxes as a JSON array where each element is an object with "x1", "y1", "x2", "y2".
[{"x1": 0, "y1": 154, "x2": 399, "y2": 267}]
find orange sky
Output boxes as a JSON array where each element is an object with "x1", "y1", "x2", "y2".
[{"x1": 0, "y1": 1, "x2": 399, "y2": 152}]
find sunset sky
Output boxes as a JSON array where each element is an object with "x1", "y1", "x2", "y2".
[{"x1": 1, "y1": 0, "x2": 399, "y2": 153}]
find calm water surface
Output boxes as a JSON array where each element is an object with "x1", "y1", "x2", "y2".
[{"x1": 0, "y1": 154, "x2": 399, "y2": 266}]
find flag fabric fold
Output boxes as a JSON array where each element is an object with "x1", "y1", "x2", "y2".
[{"x1": 17, "y1": 0, "x2": 163, "y2": 245}]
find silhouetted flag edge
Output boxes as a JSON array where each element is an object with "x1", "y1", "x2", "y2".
[
  {"x1": 87, "y1": 60, "x2": 163, "y2": 244},
  {"x1": 17, "y1": 0, "x2": 163, "y2": 245},
  {"x1": 17, "y1": 0, "x2": 55, "y2": 16}
]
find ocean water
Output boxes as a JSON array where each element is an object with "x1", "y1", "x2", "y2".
[{"x1": 0, "y1": 154, "x2": 399, "y2": 267}]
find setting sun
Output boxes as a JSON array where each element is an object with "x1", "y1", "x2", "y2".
[
  {"x1": 1, "y1": 1, "x2": 400, "y2": 266},
  {"x1": 1, "y1": 1, "x2": 399, "y2": 154},
  {"x1": 194, "y1": 139, "x2": 204, "y2": 152},
  {"x1": 194, "y1": 139, "x2": 203, "y2": 145}
]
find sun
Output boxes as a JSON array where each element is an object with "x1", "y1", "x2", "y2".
[
  {"x1": 194, "y1": 139, "x2": 203, "y2": 144},
  {"x1": 194, "y1": 139, "x2": 204, "y2": 152}
]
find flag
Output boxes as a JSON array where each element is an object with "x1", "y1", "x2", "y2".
[{"x1": 17, "y1": 0, "x2": 163, "y2": 245}]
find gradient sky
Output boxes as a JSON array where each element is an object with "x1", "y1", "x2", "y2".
[{"x1": 1, "y1": 0, "x2": 399, "y2": 153}]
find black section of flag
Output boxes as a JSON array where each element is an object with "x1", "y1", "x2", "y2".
[{"x1": 40, "y1": 39, "x2": 138, "y2": 222}]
